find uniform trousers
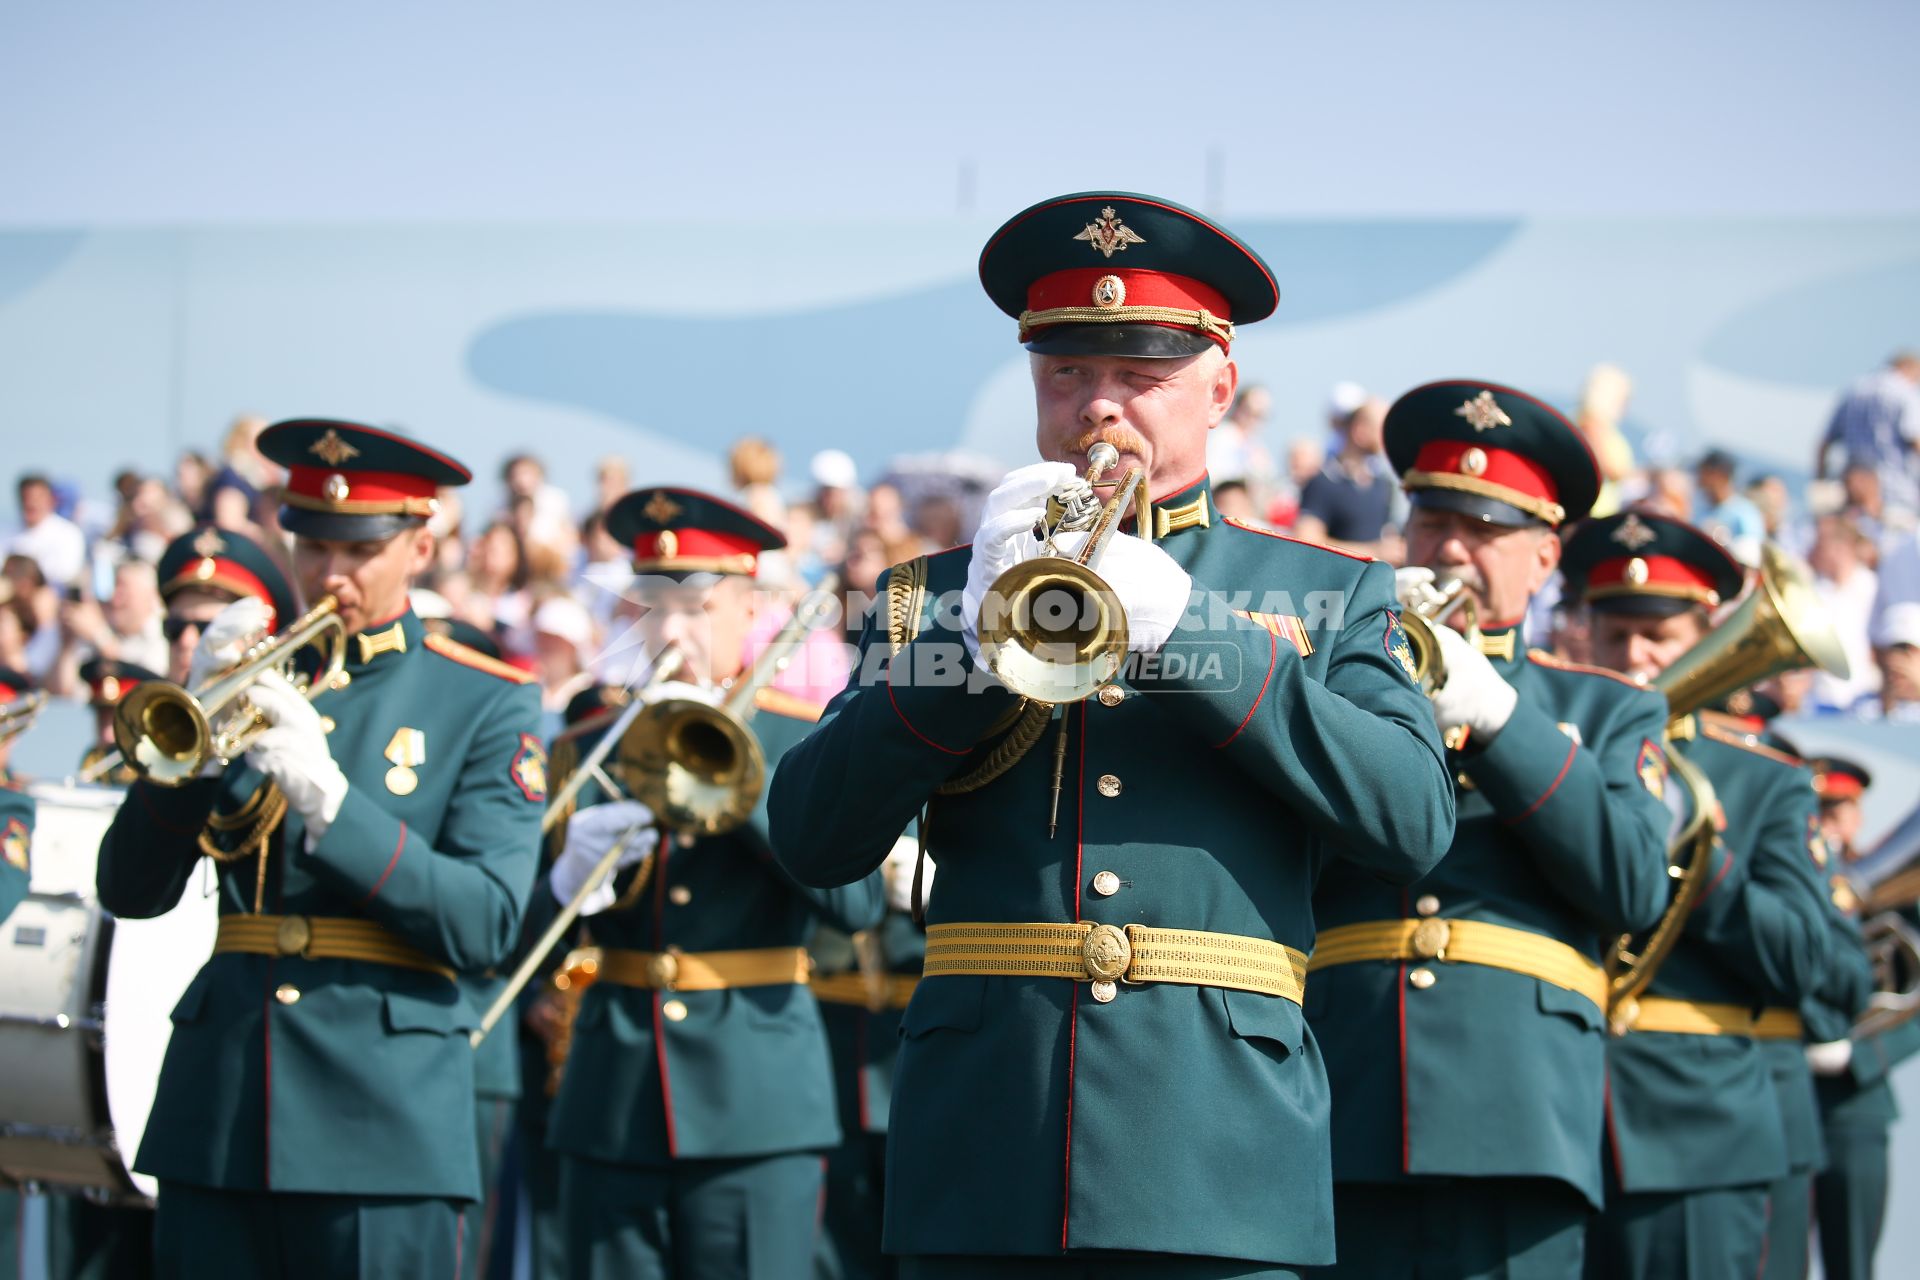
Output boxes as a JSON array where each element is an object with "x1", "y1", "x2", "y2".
[
  {"x1": 1814, "y1": 1118, "x2": 1889, "y2": 1280},
  {"x1": 460, "y1": 1094, "x2": 514, "y2": 1280},
  {"x1": 560, "y1": 1151, "x2": 823, "y2": 1280},
  {"x1": 903, "y1": 1257, "x2": 1301, "y2": 1279},
  {"x1": 1317, "y1": 1179, "x2": 1588, "y2": 1279},
  {"x1": 1585, "y1": 1185, "x2": 1768, "y2": 1280},
  {"x1": 152, "y1": 1181, "x2": 463, "y2": 1279},
  {"x1": 815, "y1": 1131, "x2": 888, "y2": 1280},
  {"x1": 1759, "y1": 1172, "x2": 1812, "y2": 1280}
]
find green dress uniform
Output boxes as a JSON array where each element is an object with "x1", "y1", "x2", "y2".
[
  {"x1": 1309, "y1": 383, "x2": 1675, "y2": 1279},
  {"x1": 1, "y1": 754, "x2": 34, "y2": 1280},
  {"x1": 1559, "y1": 512, "x2": 1834, "y2": 1280},
  {"x1": 95, "y1": 421, "x2": 546, "y2": 1278},
  {"x1": 771, "y1": 193, "x2": 1454, "y2": 1277},
  {"x1": 811, "y1": 906, "x2": 925, "y2": 1280},
  {"x1": 547, "y1": 487, "x2": 887, "y2": 1280}
]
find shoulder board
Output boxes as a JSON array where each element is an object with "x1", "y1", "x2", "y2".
[
  {"x1": 1525, "y1": 648, "x2": 1648, "y2": 689},
  {"x1": 423, "y1": 632, "x2": 536, "y2": 684},
  {"x1": 1698, "y1": 717, "x2": 1805, "y2": 768},
  {"x1": 1220, "y1": 517, "x2": 1376, "y2": 562},
  {"x1": 754, "y1": 686, "x2": 825, "y2": 723}
]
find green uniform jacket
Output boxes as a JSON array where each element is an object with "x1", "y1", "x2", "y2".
[
  {"x1": 95, "y1": 611, "x2": 544, "y2": 1201},
  {"x1": 0, "y1": 779, "x2": 31, "y2": 923},
  {"x1": 547, "y1": 699, "x2": 886, "y2": 1167},
  {"x1": 770, "y1": 482, "x2": 1455, "y2": 1268},
  {"x1": 812, "y1": 911, "x2": 926, "y2": 1136},
  {"x1": 1808, "y1": 904, "x2": 1914, "y2": 1129},
  {"x1": 1310, "y1": 631, "x2": 1672, "y2": 1210},
  {"x1": 1605, "y1": 727, "x2": 1835, "y2": 1193}
]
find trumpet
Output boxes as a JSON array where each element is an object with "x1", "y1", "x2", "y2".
[
  {"x1": 108, "y1": 596, "x2": 348, "y2": 786},
  {"x1": 0, "y1": 690, "x2": 46, "y2": 746},
  {"x1": 976, "y1": 443, "x2": 1150, "y2": 705},
  {"x1": 1396, "y1": 577, "x2": 1480, "y2": 697}
]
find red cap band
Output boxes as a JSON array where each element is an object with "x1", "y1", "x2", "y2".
[
  {"x1": 1587, "y1": 554, "x2": 1722, "y2": 605},
  {"x1": 1817, "y1": 772, "x2": 1865, "y2": 801},
  {"x1": 285, "y1": 465, "x2": 438, "y2": 514},
  {"x1": 631, "y1": 528, "x2": 761, "y2": 575}
]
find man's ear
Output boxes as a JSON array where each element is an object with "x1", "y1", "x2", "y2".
[
  {"x1": 1530, "y1": 527, "x2": 1562, "y2": 594},
  {"x1": 408, "y1": 526, "x2": 437, "y2": 575},
  {"x1": 1209, "y1": 356, "x2": 1239, "y2": 429}
]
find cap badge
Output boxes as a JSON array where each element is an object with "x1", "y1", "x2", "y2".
[
  {"x1": 1611, "y1": 513, "x2": 1657, "y2": 550},
  {"x1": 657, "y1": 529, "x2": 679, "y2": 559},
  {"x1": 1091, "y1": 274, "x2": 1126, "y2": 310},
  {"x1": 1459, "y1": 447, "x2": 1489, "y2": 477},
  {"x1": 193, "y1": 558, "x2": 217, "y2": 581},
  {"x1": 1624, "y1": 557, "x2": 1651, "y2": 586},
  {"x1": 192, "y1": 528, "x2": 226, "y2": 557},
  {"x1": 643, "y1": 491, "x2": 683, "y2": 523},
  {"x1": 309, "y1": 428, "x2": 361, "y2": 466},
  {"x1": 323, "y1": 474, "x2": 351, "y2": 503},
  {"x1": 1454, "y1": 390, "x2": 1512, "y2": 433},
  {"x1": 99, "y1": 675, "x2": 121, "y2": 702},
  {"x1": 1073, "y1": 206, "x2": 1146, "y2": 259}
]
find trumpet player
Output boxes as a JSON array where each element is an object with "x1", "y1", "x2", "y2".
[
  {"x1": 96, "y1": 419, "x2": 546, "y2": 1278},
  {"x1": 771, "y1": 192, "x2": 1454, "y2": 1277},
  {"x1": 544, "y1": 488, "x2": 884, "y2": 1280},
  {"x1": 1565, "y1": 513, "x2": 1835, "y2": 1279},
  {"x1": 1310, "y1": 383, "x2": 1673, "y2": 1278}
]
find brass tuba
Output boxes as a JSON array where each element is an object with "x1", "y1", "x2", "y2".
[
  {"x1": 1607, "y1": 544, "x2": 1852, "y2": 1022},
  {"x1": 975, "y1": 443, "x2": 1150, "y2": 705},
  {"x1": 108, "y1": 596, "x2": 347, "y2": 786}
]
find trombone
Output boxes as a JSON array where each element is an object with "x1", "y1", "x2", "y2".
[
  {"x1": 472, "y1": 575, "x2": 841, "y2": 1047},
  {"x1": 93, "y1": 596, "x2": 348, "y2": 786}
]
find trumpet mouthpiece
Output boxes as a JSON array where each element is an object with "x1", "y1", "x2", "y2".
[{"x1": 1086, "y1": 442, "x2": 1119, "y2": 471}]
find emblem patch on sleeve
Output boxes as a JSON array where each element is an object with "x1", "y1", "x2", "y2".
[
  {"x1": 510, "y1": 734, "x2": 549, "y2": 803},
  {"x1": 1807, "y1": 813, "x2": 1829, "y2": 868},
  {"x1": 1384, "y1": 611, "x2": 1418, "y2": 684},
  {"x1": 2, "y1": 818, "x2": 29, "y2": 871},
  {"x1": 1636, "y1": 739, "x2": 1667, "y2": 801}
]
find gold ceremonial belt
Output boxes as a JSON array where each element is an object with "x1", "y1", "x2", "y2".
[
  {"x1": 924, "y1": 922, "x2": 1308, "y2": 1006},
  {"x1": 1615, "y1": 996, "x2": 1805, "y2": 1039},
  {"x1": 1310, "y1": 918, "x2": 1607, "y2": 1010},
  {"x1": 811, "y1": 972, "x2": 920, "y2": 1010},
  {"x1": 214, "y1": 914, "x2": 455, "y2": 981},
  {"x1": 597, "y1": 947, "x2": 811, "y2": 992}
]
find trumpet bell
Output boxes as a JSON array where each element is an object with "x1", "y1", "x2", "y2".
[
  {"x1": 977, "y1": 557, "x2": 1129, "y2": 705},
  {"x1": 113, "y1": 683, "x2": 216, "y2": 786},
  {"x1": 614, "y1": 694, "x2": 767, "y2": 837}
]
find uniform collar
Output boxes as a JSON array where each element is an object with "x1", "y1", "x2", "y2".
[
  {"x1": 1120, "y1": 473, "x2": 1213, "y2": 542},
  {"x1": 345, "y1": 609, "x2": 422, "y2": 673},
  {"x1": 1474, "y1": 621, "x2": 1523, "y2": 668}
]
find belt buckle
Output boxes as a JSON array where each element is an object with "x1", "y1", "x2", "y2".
[
  {"x1": 1082, "y1": 923, "x2": 1132, "y2": 1004},
  {"x1": 275, "y1": 914, "x2": 313, "y2": 958},
  {"x1": 1410, "y1": 917, "x2": 1450, "y2": 961},
  {"x1": 649, "y1": 950, "x2": 681, "y2": 990}
]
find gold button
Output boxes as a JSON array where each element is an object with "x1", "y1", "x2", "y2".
[
  {"x1": 319, "y1": 716, "x2": 336, "y2": 734},
  {"x1": 275, "y1": 915, "x2": 312, "y2": 957},
  {"x1": 332, "y1": 670, "x2": 351, "y2": 689},
  {"x1": 668, "y1": 885, "x2": 692, "y2": 906},
  {"x1": 1090, "y1": 980, "x2": 1117, "y2": 1003},
  {"x1": 274, "y1": 984, "x2": 301, "y2": 1005},
  {"x1": 661, "y1": 999, "x2": 688, "y2": 1022},
  {"x1": 1410, "y1": 917, "x2": 1451, "y2": 959},
  {"x1": 1408, "y1": 967, "x2": 1436, "y2": 990},
  {"x1": 1096, "y1": 684, "x2": 1125, "y2": 707},
  {"x1": 1414, "y1": 894, "x2": 1441, "y2": 917},
  {"x1": 1091, "y1": 871, "x2": 1121, "y2": 897},
  {"x1": 1097, "y1": 774, "x2": 1122, "y2": 798}
]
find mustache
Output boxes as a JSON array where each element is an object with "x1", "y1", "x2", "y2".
[{"x1": 1067, "y1": 427, "x2": 1150, "y2": 467}]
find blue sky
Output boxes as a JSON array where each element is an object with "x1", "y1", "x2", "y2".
[{"x1": 2, "y1": 1, "x2": 1917, "y2": 225}]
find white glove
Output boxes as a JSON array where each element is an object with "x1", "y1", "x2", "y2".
[
  {"x1": 551, "y1": 800, "x2": 657, "y2": 917},
  {"x1": 881, "y1": 834, "x2": 928, "y2": 914},
  {"x1": 1053, "y1": 529, "x2": 1193, "y2": 654},
  {"x1": 1429, "y1": 623, "x2": 1518, "y2": 742},
  {"x1": 243, "y1": 670, "x2": 349, "y2": 840},
  {"x1": 188, "y1": 596, "x2": 275, "y2": 690},
  {"x1": 962, "y1": 462, "x2": 1080, "y2": 661},
  {"x1": 1806, "y1": 1039, "x2": 1854, "y2": 1076},
  {"x1": 1395, "y1": 566, "x2": 1451, "y2": 616}
]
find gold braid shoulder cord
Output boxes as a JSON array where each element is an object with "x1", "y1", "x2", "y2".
[
  {"x1": 198, "y1": 781, "x2": 290, "y2": 914},
  {"x1": 886, "y1": 557, "x2": 1053, "y2": 920}
]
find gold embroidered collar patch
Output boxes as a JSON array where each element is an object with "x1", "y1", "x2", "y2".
[
  {"x1": 355, "y1": 620, "x2": 409, "y2": 664},
  {"x1": 1153, "y1": 491, "x2": 1211, "y2": 539},
  {"x1": 1475, "y1": 629, "x2": 1517, "y2": 661}
]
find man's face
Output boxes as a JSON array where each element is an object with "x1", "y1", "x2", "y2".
[
  {"x1": 1587, "y1": 609, "x2": 1708, "y2": 684},
  {"x1": 1879, "y1": 643, "x2": 1920, "y2": 704},
  {"x1": 1032, "y1": 349, "x2": 1236, "y2": 494},
  {"x1": 1698, "y1": 465, "x2": 1732, "y2": 502},
  {"x1": 1346, "y1": 400, "x2": 1387, "y2": 455},
  {"x1": 1822, "y1": 798, "x2": 1865, "y2": 860},
  {"x1": 1403, "y1": 505, "x2": 1558, "y2": 627},
  {"x1": 109, "y1": 566, "x2": 158, "y2": 630},
  {"x1": 629, "y1": 574, "x2": 757, "y2": 686},
  {"x1": 18, "y1": 481, "x2": 52, "y2": 526},
  {"x1": 165, "y1": 587, "x2": 238, "y2": 683},
  {"x1": 506, "y1": 459, "x2": 543, "y2": 498},
  {"x1": 291, "y1": 527, "x2": 432, "y2": 635}
]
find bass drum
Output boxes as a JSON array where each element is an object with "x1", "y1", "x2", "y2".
[{"x1": 0, "y1": 782, "x2": 217, "y2": 1202}]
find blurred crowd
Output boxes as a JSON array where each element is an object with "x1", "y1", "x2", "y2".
[{"x1": 7, "y1": 350, "x2": 1920, "y2": 733}]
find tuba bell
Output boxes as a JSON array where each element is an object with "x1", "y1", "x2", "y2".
[
  {"x1": 975, "y1": 443, "x2": 1150, "y2": 705},
  {"x1": 109, "y1": 596, "x2": 347, "y2": 786},
  {"x1": 1607, "y1": 543, "x2": 1852, "y2": 1020}
]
